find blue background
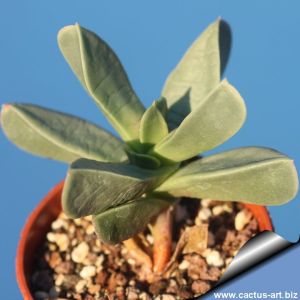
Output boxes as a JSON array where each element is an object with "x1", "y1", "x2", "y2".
[{"x1": 1, "y1": 1, "x2": 299, "y2": 298}]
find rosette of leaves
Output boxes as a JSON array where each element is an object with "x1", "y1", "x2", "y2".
[{"x1": 1, "y1": 19, "x2": 298, "y2": 272}]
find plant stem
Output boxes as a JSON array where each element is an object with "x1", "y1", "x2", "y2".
[{"x1": 151, "y1": 207, "x2": 173, "y2": 273}]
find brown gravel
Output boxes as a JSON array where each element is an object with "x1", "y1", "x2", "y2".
[{"x1": 30, "y1": 200, "x2": 258, "y2": 299}]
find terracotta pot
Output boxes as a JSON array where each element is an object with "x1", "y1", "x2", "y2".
[{"x1": 16, "y1": 181, "x2": 273, "y2": 300}]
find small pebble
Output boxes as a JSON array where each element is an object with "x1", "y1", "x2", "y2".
[
  {"x1": 69, "y1": 224, "x2": 76, "y2": 234},
  {"x1": 55, "y1": 274, "x2": 65, "y2": 286},
  {"x1": 95, "y1": 239, "x2": 102, "y2": 248},
  {"x1": 129, "y1": 279, "x2": 136, "y2": 287},
  {"x1": 74, "y1": 218, "x2": 82, "y2": 226},
  {"x1": 212, "y1": 205, "x2": 225, "y2": 216},
  {"x1": 88, "y1": 284, "x2": 101, "y2": 294},
  {"x1": 84, "y1": 215, "x2": 93, "y2": 221},
  {"x1": 191, "y1": 280, "x2": 211, "y2": 295},
  {"x1": 222, "y1": 204, "x2": 233, "y2": 213},
  {"x1": 71, "y1": 242, "x2": 89, "y2": 263},
  {"x1": 235, "y1": 210, "x2": 252, "y2": 231},
  {"x1": 80, "y1": 265, "x2": 96, "y2": 279},
  {"x1": 127, "y1": 287, "x2": 139, "y2": 300},
  {"x1": 205, "y1": 249, "x2": 224, "y2": 267},
  {"x1": 140, "y1": 292, "x2": 152, "y2": 300},
  {"x1": 116, "y1": 286, "x2": 125, "y2": 298},
  {"x1": 201, "y1": 199, "x2": 212, "y2": 207},
  {"x1": 95, "y1": 270, "x2": 108, "y2": 285},
  {"x1": 56, "y1": 233, "x2": 69, "y2": 251},
  {"x1": 47, "y1": 232, "x2": 56, "y2": 243},
  {"x1": 179, "y1": 260, "x2": 190, "y2": 270},
  {"x1": 51, "y1": 219, "x2": 68, "y2": 230},
  {"x1": 75, "y1": 279, "x2": 87, "y2": 293},
  {"x1": 49, "y1": 244, "x2": 57, "y2": 251},
  {"x1": 48, "y1": 252, "x2": 62, "y2": 268},
  {"x1": 86, "y1": 224, "x2": 95, "y2": 235},
  {"x1": 198, "y1": 208, "x2": 212, "y2": 221},
  {"x1": 127, "y1": 258, "x2": 136, "y2": 265}
]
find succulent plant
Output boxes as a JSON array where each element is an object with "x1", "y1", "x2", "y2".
[{"x1": 1, "y1": 19, "x2": 298, "y2": 272}]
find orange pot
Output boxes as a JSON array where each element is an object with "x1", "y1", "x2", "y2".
[{"x1": 16, "y1": 181, "x2": 273, "y2": 300}]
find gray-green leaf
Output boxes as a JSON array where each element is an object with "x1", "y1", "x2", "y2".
[
  {"x1": 163, "y1": 19, "x2": 231, "y2": 129},
  {"x1": 152, "y1": 80, "x2": 246, "y2": 162},
  {"x1": 58, "y1": 24, "x2": 145, "y2": 144},
  {"x1": 139, "y1": 100, "x2": 168, "y2": 146},
  {"x1": 1, "y1": 104, "x2": 127, "y2": 163},
  {"x1": 92, "y1": 197, "x2": 173, "y2": 244},
  {"x1": 156, "y1": 147, "x2": 299, "y2": 205},
  {"x1": 62, "y1": 159, "x2": 178, "y2": 218},
  {"x1": 125, "y1": 146, "x2": 162, "y2": 169}
]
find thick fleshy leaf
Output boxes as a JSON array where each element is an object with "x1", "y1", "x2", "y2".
[
  {"x1": 155, "y1": 97, "x2": 168, "y2": 117},
  {"x1": 162, "y1": 19, "x2": 231, "y2": 129},
  {"x1": 62, "y1": 159, "x2": 178, "y2": 218},
  {"x1": 58, "y1": 24, "x2": 145, "y2": 144},
  {"x1": 139, "y1": 101, "x2": 168, "y2": 146},
  {"x1": 93, "y1": 197, "x2": 173, "y2": 244},
  {"x1": 152, "y1": 80, "x2": 246, "y2": 162},
  {"x1": 1, "y1": 104, "x2": 127, "y2": 163},
  {"x1": 156, "y1": 147, "x2": 299, "y2": 205}
]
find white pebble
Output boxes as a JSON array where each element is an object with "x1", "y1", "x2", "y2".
[
  {"x1": 55, "y1": 274, "x2": 65, "y2": 286},
  {"x1": 74, "y1": 218, "x2": 82, "y2": 225},
  {"x1": 222, "y1": 204, "x2": 233, "y2": 213},
  {"x1": 49, "y1": 244, "x2": 57, "y2": 251},
  {"x1": 46, "y1": 232, "x2": 56, "y2": 243},
  {"x1": 201, "y1": 199, "x2": 212, "y2": 207},
  {"x1": 56, "y1": 233, "x2": 69, "y2": 251},
  {"x1": 235, "y1": 210, "x2": 252, "y2": 231},
  {"x1": 95, "y1": 239, "x2": 102, "y2": 248},
  {"x1": 212, "y1": 206, "x2": 225, "y2": 216},
  {"x1": 129, "y1": 279, "x2": 136, "y2": 286},
  {"x1": 71, "y1": 242, "x2": 89, "y2": 263},
  {"x1": 80, "y1": 265, "x2": 96, "y2": 279},
  {"x1": 86, "y1": 224, "x2": 95, "y2": 235},
  {"x1": 205, "y1": 250, "x2": 224, "y2": 267},
  {"x1": 179, "y1": 260, "x2": 190, "y2": 270},
  {"x1": 128, "y1": 258, "x2": 136, "y2": 265},
  {"x1": 198, "y1": 208, "x2": 212, "y2": 221},
  {"x1": 84, "y1": 215, "x2": 93, "y2": 221},
  {"x1": 75, "y1": 279, "x2": 87, "y2": 292},
  {"x1": 69, "y1": 224, "x2": 76, "y2": 234},
  {"x1": 51, "y1": 219, "x2": 68, "y2": 230},
  {"x1": 140, "y1": 292, "x2": 151, "y2": 300},
  {"x1": 95, "y1": 255, "x2": 105, "y2": 267}
]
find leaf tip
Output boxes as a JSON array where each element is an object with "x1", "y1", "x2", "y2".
[
  {"x1": 1, "y1": 104, "x2": 11, "y2": 116},
  {"x1": 0, "y1": 104, "x2": 14, "y2": 127},
  {"x1": 57, "y1": 24, "x2": 80, "y2": 42}
]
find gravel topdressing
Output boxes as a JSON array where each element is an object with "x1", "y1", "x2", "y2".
[{"x1": 30, "y1": 199, "x2": 259, "y2": 300}]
